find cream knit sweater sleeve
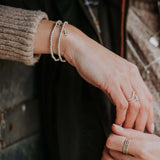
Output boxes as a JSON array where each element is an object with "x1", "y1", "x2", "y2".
[{"x1": 0, "y1": 5, "x2": 48, "y2": 65}]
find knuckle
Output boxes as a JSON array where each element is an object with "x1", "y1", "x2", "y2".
[
  {"x1": 144, "y1": 105, "x2": 150, "y2": 112},
  {"x1": 103, "y1": 84, "x2": 109, "y2": 94},
  {"x1": 102, "y1": 81, "x2": 116, "y2": 95},
  {"x1": 129, "y1": 63, "x2": 139, "y2": 73},
  {"x1": 133, "y1": 102, "x2": 140, "y2": 111},
  {"x1": 106, "y1": 138, "x2": 112, "y2": 148},
  {"x1": 106, "y1": 134, "x2": 114, "y2": 148},
  {"x1": 120, "y1": 71, "x2": 128, "y2": 79},
  {"x1": 148, "y1": 95, "x2": 153, "y2": 104},
  {"x1": 118, "y1": 101, "x2": 128, "y2": 111},
  {"x1": 140, "y1": 102, "x2": 150, "y2": 112},
  {"x1": 98, "y1": 80, "x2": 108, "y2": 92},
  {"x1": 142, "y1": 106, "x2": 149, "y2": 112}
]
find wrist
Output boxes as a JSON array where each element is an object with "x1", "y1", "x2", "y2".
[
  {"x1": 34, "y1": 20, "x2": 65, "y2": 55},
  {"x1": 61, "y1": 24, "x2": 80, "y2": 65},
  {"x1": 62, "y1": 24, "x2": 91, "y2": 66},
  {"x1": 34, "y1": 20, "x2": 91, "y2": 66},
  {"x1": 34, "y1": 20, "x2": 79, "y2": 65}
]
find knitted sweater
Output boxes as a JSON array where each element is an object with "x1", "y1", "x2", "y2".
[{"x1": 0, "y1": 5, "x2": 48, "y2": 65}]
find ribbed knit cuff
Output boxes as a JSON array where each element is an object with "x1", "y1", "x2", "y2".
[{"x1": 0, "y1": 5, "x2": 48, "y2": 65}]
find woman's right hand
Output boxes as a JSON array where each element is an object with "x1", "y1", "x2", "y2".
[
  {"x1": 34, "y1": 20, "x2": 154, "y2": 133},
  {"x1": 63, "y1": 24, "x2": 154, "y2": 133}
]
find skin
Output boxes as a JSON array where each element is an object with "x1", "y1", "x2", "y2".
[
  {"x1": 34, "y1": 20, "x2": 154, "y2": 133},
  {"x1": 102, "y1": 124, "x2": 160, "y2": 160}
]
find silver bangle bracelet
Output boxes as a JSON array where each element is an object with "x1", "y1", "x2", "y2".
[
  {"x1": 50, "y1": 20, "x2": 62, "y2": 61},
  {"x1": 57, "y1": 21, "x2": 68, "y2": 62}
]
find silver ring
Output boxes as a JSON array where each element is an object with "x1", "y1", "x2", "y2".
[
  {"x1": 128, "y1": 91, "x2": 139, "y2": 104},
  {"x1": 122, "y1": 138, "x2": 131, "y2": 154}
]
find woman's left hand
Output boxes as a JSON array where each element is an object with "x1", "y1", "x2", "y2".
[{"x1": 102, "y1": 124, "x2": 160, "y2": 160}]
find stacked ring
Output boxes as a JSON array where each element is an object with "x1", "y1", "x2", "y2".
[
  {"x1": 122, "y1": 138, "x2": 131, "y2": 154},
  {"x1": 128, "y1": 91, "x2": 139, "y2": 104}
]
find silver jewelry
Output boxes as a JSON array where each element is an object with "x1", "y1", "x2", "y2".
[
  {"x1": 122, "y1": 138, "x2": 131, "y2": 154},
  {"x1": 50, "y1": 20, "x2": 62, "y2": 61},
  {"x1": 128, "y1": 91, "x2": 139, "y2": 104},
  {"x1": 57, "y1": 21, "x2": 68, "y2": 62}
]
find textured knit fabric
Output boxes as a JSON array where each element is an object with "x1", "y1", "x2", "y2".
[
  {"x1": 127, "y1": 1, "x2": 160, "y2": 135},
  {"x1": 0, "y1": 5, "x2": 48, "y2": 65},
  {"x1": 130, "y1": 0, "x2": 158, "y2": 12}
]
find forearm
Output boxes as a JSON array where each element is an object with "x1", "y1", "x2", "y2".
[{"x1": 34, "y1": 20, "x2": 57, "y2": 54}]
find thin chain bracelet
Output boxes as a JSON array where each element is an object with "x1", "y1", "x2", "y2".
[
  {"x1": 50, "y1": 20, "x2": 62, "y2": 61},
  {"x1": 57, "y1": 21, "x2": 68, "y2": 62}
]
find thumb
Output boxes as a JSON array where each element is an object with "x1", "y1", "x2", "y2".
[{"x1": 112, "y1": 124, "x2": 145, "y2": 139}]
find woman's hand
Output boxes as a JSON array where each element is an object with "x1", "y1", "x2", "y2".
[
  {"x1": 63, "y1": 24, "x2": 154, "y2": 133},
  {"x1": 34, "y1": 20, "x2": 154, "y2": 133},
  {"x1": 103, "y1": 124, "x2": 160, "y2": 160}
]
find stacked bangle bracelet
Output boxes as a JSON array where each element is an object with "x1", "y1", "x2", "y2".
[{"x1": 50, "y1": 20, "x2": 68, "y2": 62}]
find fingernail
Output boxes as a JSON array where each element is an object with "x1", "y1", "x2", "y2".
[
  {"x1": 113, "y1": 124, "x2": 124, "y2": 131},
  {"x1": 151, "y1": 123, "x2": 155, "y2": 133}
]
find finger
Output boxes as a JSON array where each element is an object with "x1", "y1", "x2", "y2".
[
  {"x1": 121, "y1": 80, "x2": 140, "y2": 128},
  {"x1": 131, "y1": 82, "x2": 149, "y2": 132},
  {"x1": 123, "y1": 101, "x2": 140, "y2": 128},
  {"x1": 144, "y1": 86, "x2": 154, "y2": 133},
  {"x1": 101, "y1": 147, "x2": 114, "y2": 160},
  {"x1": 146, "y1": 105, "x2": 154, "y2": 133},
  {"x1": 134, "y1": 99, "x2": 149, "y2": 132},
  {"x1": 109, "y1": 150, "x2": 137, "y2": 160},
  {"x1": 112, "y1": 124, "x2": 145, "y2": 139},
  {"x1": 104, "y1": 84, "x2": 128, "y2": 126},
  {"x1": 130, "y1": 68, "x2": 152, "y2": 132},
  {"x1": 106, "y1": 133, "x2": 140, "y2": 156}
]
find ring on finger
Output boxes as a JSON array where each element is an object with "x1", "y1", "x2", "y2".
[
  {"x1": 127, "y1": 91, "x2": 139, "y2": 104},
  {"x1": 122, "y1": 138, "x2": 131, "y2": 154}
]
